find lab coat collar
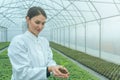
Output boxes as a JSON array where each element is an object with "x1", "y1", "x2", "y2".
[{"x1": 25, "y1": 30, "x2": 39, "y2": 41}]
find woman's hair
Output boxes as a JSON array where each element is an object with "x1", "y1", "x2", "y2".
[{"x1": 26, "y1": 6, "x2": 47, "y2": 19}]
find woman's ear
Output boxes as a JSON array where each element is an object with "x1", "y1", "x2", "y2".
[{"x1": 26, "y1": 16, "x2": 30, "y2": 23}]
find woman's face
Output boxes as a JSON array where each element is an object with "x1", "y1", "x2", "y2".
[{"x1": 26, "y1": 14, "x2": 46, "y2": 36}]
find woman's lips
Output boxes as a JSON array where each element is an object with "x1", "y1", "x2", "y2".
[{"x1": 37, "y1": 29, "x2": 41, "y2": 32}]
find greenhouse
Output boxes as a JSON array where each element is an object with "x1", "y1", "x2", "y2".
[{"x1": 0, "y1": 0, "x2": 120, "y2": 80}]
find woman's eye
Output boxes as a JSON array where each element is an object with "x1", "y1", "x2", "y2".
[
  {"x1": 42, "y1": 23, "x2": 45, "y2": 25},
  {"x1": 35, "y1": 21, "x2": 40, "y2": 24},
  {"x1": 35, "y1": 21, "x2": 45, "y2": 25}
]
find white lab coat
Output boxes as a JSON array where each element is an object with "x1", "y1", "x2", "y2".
[{"x1": 8, "y1": 31, "x2": 56, "y2": 80}]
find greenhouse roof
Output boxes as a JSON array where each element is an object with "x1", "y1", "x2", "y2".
[{"x1": 0, "y1": 0, "x2": 120, "y2": 29}]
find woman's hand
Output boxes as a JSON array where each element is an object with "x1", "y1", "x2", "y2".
[{"x1": 48, "y1": 65, "x2": 69, "y2": 78}]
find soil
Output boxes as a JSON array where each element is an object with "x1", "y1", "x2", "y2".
[{"x1": 59, "y1": 68, "x2": 68, "y2": 74}]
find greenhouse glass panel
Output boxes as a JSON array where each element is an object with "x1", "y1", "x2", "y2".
[
  {"x1": 93, "y1": 3, "x2": 119, "y2": 18},
  {"x1": 76, "y1": 24, "x2": 86, "y2": 52},
  {"x1": 86, "y1": 21, "x2": 100, "y2": 57}
]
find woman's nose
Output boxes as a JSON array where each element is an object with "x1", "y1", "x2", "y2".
[
  {"x1": 38, "y1": 23, "x2": 43, "y2": 28},
  {"x1": 38, "y1": 24, "x2": 43, "y2": 28}
]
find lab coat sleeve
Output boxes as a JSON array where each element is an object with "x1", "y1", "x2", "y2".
[
  {"x1": 47, "y1": 47, "x2": 57, "y2": 66},
  {"x1": 8, "y1": 37, "x2": 47, "y2": 80},
  {"x1": 45, "y1": 39, "x2": 57, "y2": 66}
]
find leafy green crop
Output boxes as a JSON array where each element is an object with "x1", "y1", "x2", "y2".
[
  {"x1": 0, "y1": 49, "x2": 99, "y2": 80},
  {"x1": 0, "y1": 50, "x2": 12, "y2": 80},
  {"x1": 0, "y1": 42, "x2": 10, "y2": 50},
  {"x1": 50, "y1": 42, "x2": 120, "y2": 80},
  {"x1": 48, "y1": 50, "x2": 99, "y2": 80}
]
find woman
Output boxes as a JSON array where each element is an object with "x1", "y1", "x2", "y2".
[{"x1": 8, "y1": 6, "x2": 69, "y2": 80}]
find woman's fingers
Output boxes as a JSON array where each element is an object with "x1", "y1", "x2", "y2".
[
  {"x1": 52, "y1": 66, "x2": 69, "y2": 78},
  {"x1": 49, "y1": 65, "x2": 69, "y2": 78}
]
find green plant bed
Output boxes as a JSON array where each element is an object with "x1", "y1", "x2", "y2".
[
  {"x1": 48, "y1": 49, "x2": 99, "y2": 80},
  {"x1": 0, "y1": 42, "x2": 10, "y2": 50},
  {"x1": 0, "y1": 50, "x2": 12, "y2": 80},
  {"x1": 1, "y1": 50, "x2": 99, "y2": 80},
  {"x1": 0, "y1": 50, "x2": 9, "y2": 59},
  {"x1": 50, "y1": 42, "x2": 120, "y2": 80},
  {"x1": 0, "y1": 69, "x2": 12, "y2": 80}
]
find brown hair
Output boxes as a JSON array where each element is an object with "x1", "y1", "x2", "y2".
[{"x1": 27, "y1": 6, "x2": 47, "y2": 19}]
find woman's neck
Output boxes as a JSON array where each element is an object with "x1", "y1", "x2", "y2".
[{"x1": 28, "y1": 30, "x2": 38, "y2": 37}]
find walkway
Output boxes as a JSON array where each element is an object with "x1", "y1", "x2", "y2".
[{"x1": 53, "y1": 48, "x2": 109, "y2": 80}]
